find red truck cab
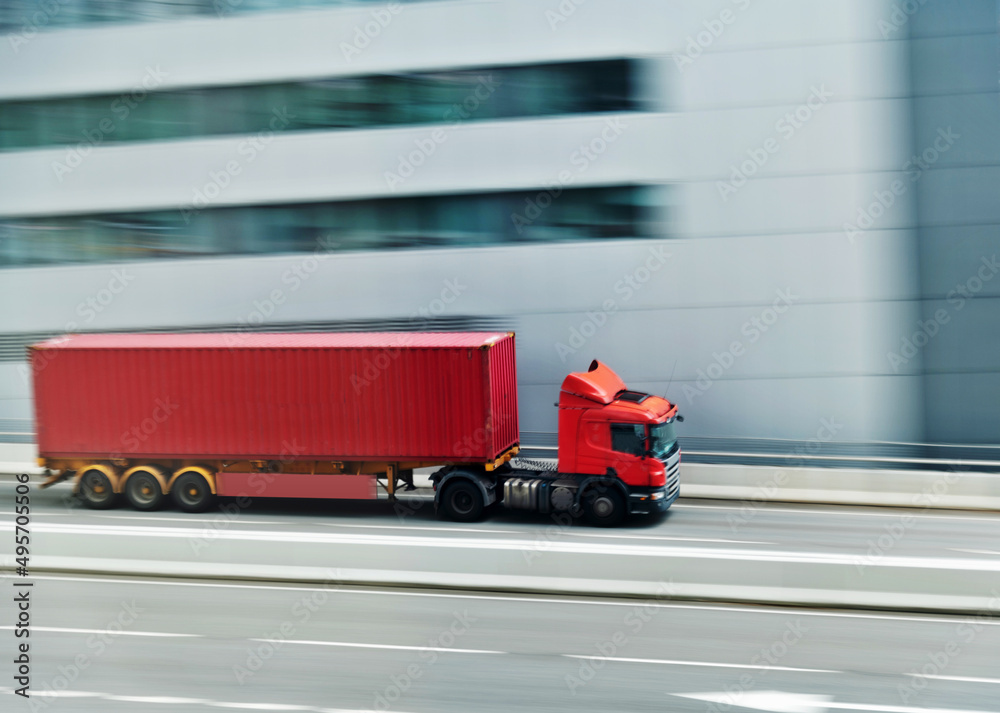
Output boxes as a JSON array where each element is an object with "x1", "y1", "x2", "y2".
[{"x1": 557, "y1": 360, "x2": 682, "y2": 514}]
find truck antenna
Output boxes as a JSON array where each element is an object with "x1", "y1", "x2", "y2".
[{"x1": 662, "y1": 358, "x2": 677, "y2": 402}]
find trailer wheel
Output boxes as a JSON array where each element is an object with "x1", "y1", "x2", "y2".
[
  {"x1": 171, "y1": 472, "x2": 215, "y2": 513},
  {"x1": 78, "y1": 468, "x2": 118, "y2": 510},
  {"x1": 441, "y1": 480, "x2": 484, "y2": 522},
  {"x1": 583, "y1": 486, "x2": 625, "y2": 527},
  {"x1": 125, "y1": 470, "x2": 165, "y2": 511}
]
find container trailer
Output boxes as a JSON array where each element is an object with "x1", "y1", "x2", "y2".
[{"x1": 30, "y1": 332, "x2": 681, "y2": 525}]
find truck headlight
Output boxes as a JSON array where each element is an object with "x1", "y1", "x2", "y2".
[{"x1": 650, "y1": 491, "x2": 665, "y2": 500}]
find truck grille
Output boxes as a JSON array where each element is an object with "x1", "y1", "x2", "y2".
[{"x1": 664, "y1": 452, "x2": 681, "y2": 499}]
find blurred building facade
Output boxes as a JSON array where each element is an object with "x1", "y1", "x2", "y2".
[{"x1": 1, "y1": 0, "x2": 998, "y2": 445}]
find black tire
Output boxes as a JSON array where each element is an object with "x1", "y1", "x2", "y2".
[
  {"x1": 171, "y1": 472, "x2": 215, "y2": 513},
  {"x1": 78, "y1": 468, "x2": 118, "y2": 509},
  {"x1": 583, "y1": 485, "x2": 626, "y2": 527},
  {"x1": 441, "y1": 480, "x2": 485, "y2": 522},
  {"x1": 125, "y1": 470, "x2": 166, "y2": 511}
]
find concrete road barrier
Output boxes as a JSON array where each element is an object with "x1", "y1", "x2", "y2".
[
  {"x1": 681, "y1": 462, "x2": 1000, "y2": 511},
  {"x1": 3, "y1": 521, "x2": 999, "y2": 615}
]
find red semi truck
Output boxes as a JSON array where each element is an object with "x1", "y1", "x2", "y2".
[{"x1": 30, "y1": 332, "x2": 681, "y2": 525}]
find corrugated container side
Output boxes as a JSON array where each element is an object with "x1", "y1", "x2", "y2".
[
  {"x1": 31, "y1": 334, "x2": 518, "y2": 463},
  {"x1": 487, "y1": 334, "x2": 519, "y2": 456}
]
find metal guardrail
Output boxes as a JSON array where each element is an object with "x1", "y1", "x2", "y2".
[
  {"x1": 0, "y1": 419, "x2": 34, "y2": 444},
  {"x1": 518, "y1": 432, "x2": 1000, "y2": 473},
  {"x1": 4, "y1": 423, "x2": 999, "y2": 472}
]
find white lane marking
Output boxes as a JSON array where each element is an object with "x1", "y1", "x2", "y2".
[
  {"x1": 209, "y1": 704, "x2": 312, "y2": 711},
  {"x1": 324, "y1": 522, "x2": 769, "y2": 544},
  {"x1": 565, "y1": 532, "x2": 771, "y2": 545},
  {"x1": 950, "y1": 549, "x2": 1000, "y2": 556},
  {"x1": 26, "y1": 690, "x2": 104, "y2": 698},
  {"x1": 30, "y1": 574, "x2": 1000, "y2": 627},
  {"x1": 252, "y1": 638, "x2": 505, "y2": 655},
  {"x1": 0, "y1": 625, "x2": 200, "y2": 638},
  {"x1": 13, "y1": 520, "x2": 1000, "y2": 570},
  {"x1": 673, "y1": 503, "x2": 1000, "y2": 522},
  {"x1": 675, "y1": 690, "x2": 1000, "y2": 713},
  {"x1": 909, "y1": 674, "x2": 1000, "y2": 685},
  {"x1": 564, "y1": 655, "x2": 834, "y2": 673},
  {"x1": 319, "y1": 522, "x2": 522, "y2": 535},
  {"x1": 0, "y1": 513, "x2": 768, "y2": 545},
  {"x1": 91, "y1": 515, "x2": 294, "y2": 525},
  {"x1": 105, "y1": 695, "x2": 209, "y2": 704},
  {"x1": 0, "y1": 677, "x2": 406, "y2": 712}
]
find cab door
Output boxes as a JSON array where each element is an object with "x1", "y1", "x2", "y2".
[
  {"x1": 574, "y1": 416, "x2": 649, "y2": 486},
  {"x1": 607, "y1": 423, "x2": 651, "y2": 486}
]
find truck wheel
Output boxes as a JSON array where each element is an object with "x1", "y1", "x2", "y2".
[
  {"x1": 441, "y1": 480, "x2": 484, "y2": 522},
  {"x1": 583, "y1": 486, "x2": 625, "y2": 527},
  {"x1": 78, "y1": 468, "x2": 118, "y2": 509},
  {"x1": 171, "y1": 472, "x2": 215, "y2": 513},
  {"x1": 125, "y1": 470, "x2": 165, "y2": 511}
]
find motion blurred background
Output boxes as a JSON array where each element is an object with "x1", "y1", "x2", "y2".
[{"x1": 1, "y1": 0, "x2": 998, "y2": 450}]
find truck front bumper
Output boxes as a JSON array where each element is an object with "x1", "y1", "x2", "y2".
[{"x1": 627, "y1": 484, "x2": 679, "y2": 515}]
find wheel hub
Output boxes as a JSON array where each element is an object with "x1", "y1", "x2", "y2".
[{"x1": 593, "y1": 497, "x2": 613, "y2": 517}]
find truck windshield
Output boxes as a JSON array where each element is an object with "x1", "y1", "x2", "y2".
[{"x1": 648, "y1": 421, "x2": 677, "y2": 458}]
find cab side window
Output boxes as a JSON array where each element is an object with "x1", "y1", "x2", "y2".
[{"x1": 610, "y1": 423, "x2": 645, "y2": 456}]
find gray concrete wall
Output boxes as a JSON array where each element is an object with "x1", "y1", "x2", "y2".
[{"x1": 910, "y1": 1, "x2": 1000, "y2": 443}]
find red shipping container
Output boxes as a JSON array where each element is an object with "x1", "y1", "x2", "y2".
[{"x1": 30, "y1": 332, "x2": 519, "y2": 463}]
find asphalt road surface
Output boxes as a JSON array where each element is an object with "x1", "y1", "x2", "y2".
[
  {"x1": 2, "y1": 479, "x2": 1000, "y2": 562},
  {"x1": 2, "y1": 574, "x2": 999, "y2": 713},
  {"x1": 2, "y1": 481, "x2": 1000, "y2": 712}
]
